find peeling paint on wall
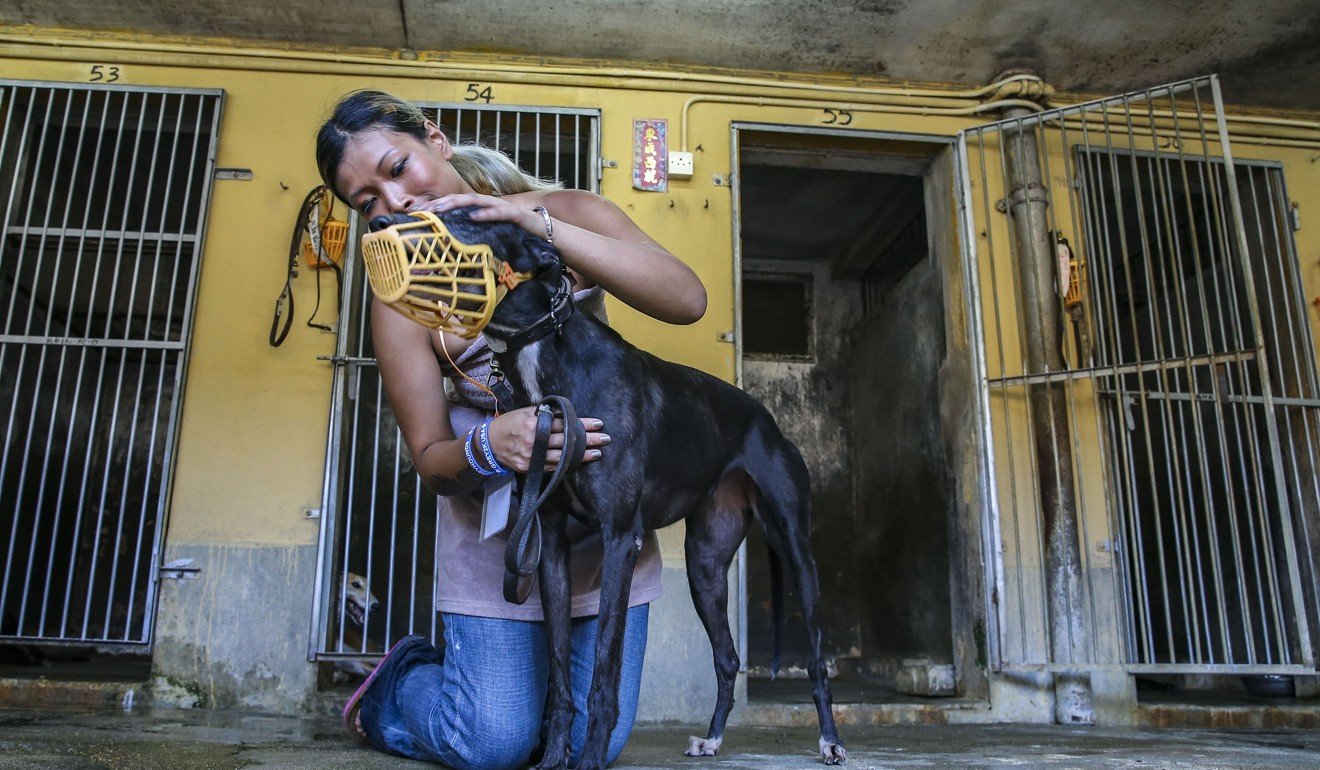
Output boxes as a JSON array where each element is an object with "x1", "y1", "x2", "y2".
[{"x1": 151, "y1": 543, "x2": 319, "y2": 712}]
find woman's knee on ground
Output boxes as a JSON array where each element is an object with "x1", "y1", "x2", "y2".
[{"x1": 437, "y1": 715, "x2": 541, "y2": 770}]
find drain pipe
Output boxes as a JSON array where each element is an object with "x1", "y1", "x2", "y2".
[{"x1": 996, "y1": 77, "x2": 1093, "y2": 725}]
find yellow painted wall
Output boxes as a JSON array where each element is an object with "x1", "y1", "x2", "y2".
[
  {"x1": 2, "y1": 31, "x2": 1316, "y2": 575},
  {"x1": 0, "y1": 32, "x2": 986, "y2": 554}
]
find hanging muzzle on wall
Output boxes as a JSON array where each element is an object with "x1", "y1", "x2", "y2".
[{"x1": 359, "y1": 211, "x2": 534, "y2": 338}]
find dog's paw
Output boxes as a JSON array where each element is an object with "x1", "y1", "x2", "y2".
[
  {"x1": 819, "y1": 738, "x2": 847, "y2": 765},
  {"x1": 533, "y1": 756, "x2": 568, "y2": 770},
  {"x1": 685, "y1": 735, "x2": 722, "y2": 756},
  {"x1": 533, "y1": 738, "x2": 570, "y2": 770}
]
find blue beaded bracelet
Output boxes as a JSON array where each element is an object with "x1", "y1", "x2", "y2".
[
  {"x1": 477, "y1": 419, "x2": 511, "y2": 475},
  {"x1": 464, "y1": 426, "x2": 499, "y2": 477}
]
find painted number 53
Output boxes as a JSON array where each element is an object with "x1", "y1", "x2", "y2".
[{"x1": 88, "y1": 64, "x2": 121, "y2": 83}]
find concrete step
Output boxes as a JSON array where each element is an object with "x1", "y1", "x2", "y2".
[
  {"x1": 0, "y1": 677, "x2": 143, "y2": 711},
  {"x1": 737, "y1": 697, "x2": 992, "y2": 726}
]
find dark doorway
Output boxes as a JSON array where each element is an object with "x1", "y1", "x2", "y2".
[{"x1": 736, "y1": 129, "x2": 957, "y2": 700}]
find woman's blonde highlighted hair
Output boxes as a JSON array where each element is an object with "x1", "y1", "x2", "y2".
[{"x1": 316, "y1": 90, "x2": 561, "y2": 201}]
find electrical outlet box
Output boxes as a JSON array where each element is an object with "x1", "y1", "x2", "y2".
[{"x1": 668, "y1": 151, "x2": 694, "y2": 179}]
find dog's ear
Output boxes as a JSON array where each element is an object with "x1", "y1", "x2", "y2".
[{"x1": 519, "y1": 232, "x2": 565, "y2": 276}]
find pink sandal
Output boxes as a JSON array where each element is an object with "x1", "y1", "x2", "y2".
[{"x1": 342, "y1": 635, "x2": 421, "y2": 745}]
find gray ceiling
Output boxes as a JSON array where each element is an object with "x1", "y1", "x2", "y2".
[{"x1": 3, "y1": 0, "x2": 1319, "y2": 111}]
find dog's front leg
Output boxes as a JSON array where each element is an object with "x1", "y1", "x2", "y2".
[
  {"x1": 535, "y1": 504, "x2": 574, "y2": 770},
  {"x1": 577, "y1": 523, "x2": 644, "y2": 770}
]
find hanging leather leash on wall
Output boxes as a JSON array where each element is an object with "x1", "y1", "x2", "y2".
[{"x1": 270, "y1": 185, "x2": 346, "y2": 347}]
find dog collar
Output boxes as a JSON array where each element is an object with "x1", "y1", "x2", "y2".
[{"x1": 486, "y1": 274, "x2": 576, "y2": 354}]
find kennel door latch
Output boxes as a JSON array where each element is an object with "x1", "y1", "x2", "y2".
[
  {"x1": 158, "y1": 559, "x2": 201, "y2": 580},
  {"x1": 316, "y1": 355, "x2": 379, "y2": 367}
]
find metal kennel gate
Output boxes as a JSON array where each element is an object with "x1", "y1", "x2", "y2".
[
  {"x1": 0, "y1": 81, "x2": 223, "y2": 648},
  {"x1": 957, "y1": 75, "x2": 1320, "y2": 673},
  {"x1": 310, "y1": 102, "x2": 600, "y2": 664}
]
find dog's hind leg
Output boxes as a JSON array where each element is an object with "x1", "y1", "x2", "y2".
[
  {"x1": 535, "y1": 504, "x2": 575, "y2": 770},
  {"x1": 576, "y1": 521, "x2": 645, "y2": 770},
  {"x1": 684, "y1": 472, "x2": 753, "y2": 758},
  {"x1": 750, "y1": 456, "x2": 847, "y2": 766}
]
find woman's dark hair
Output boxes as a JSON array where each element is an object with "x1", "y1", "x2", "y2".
[{"x1": 316, "y1": 90, "x2": 560, "y2": 202}]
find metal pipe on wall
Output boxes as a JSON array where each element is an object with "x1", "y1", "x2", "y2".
[{"x1": 1000, "y1": 105, "x2": 1093, "y2": 723}]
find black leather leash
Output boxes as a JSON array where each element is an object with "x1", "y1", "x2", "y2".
[{"x1": 503, "y1": 395, "x2": 586, "y2": 604}]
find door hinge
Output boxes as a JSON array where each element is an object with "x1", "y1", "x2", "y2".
[{"x1": 1290, "y1": 203, "x2": 1301, "y2": 231}]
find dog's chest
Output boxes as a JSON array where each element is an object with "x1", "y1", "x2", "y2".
[{"x1": 510, "y1": 341, "x2": 548, "y2": 404}]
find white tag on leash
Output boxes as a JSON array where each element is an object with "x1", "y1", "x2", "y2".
[{"x1": 480, "y1": 476, "x2": 515, "y2": 541}]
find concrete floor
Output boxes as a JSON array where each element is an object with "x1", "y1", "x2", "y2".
[{"x1": 3, "y1": 707, "x2": 1320, "y2": 769}]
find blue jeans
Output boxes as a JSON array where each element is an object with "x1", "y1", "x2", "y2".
[{"x1": 361, "y1": 605, "x2": 649, "y2": 770}]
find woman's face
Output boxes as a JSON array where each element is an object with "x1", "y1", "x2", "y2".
[{"x1": 335, "y1": 122, "x2": 470, "y2": 218}]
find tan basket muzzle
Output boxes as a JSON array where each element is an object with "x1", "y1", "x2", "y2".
[{"x1": 358, "y1": 211, "x2": 531, "y2": 338}]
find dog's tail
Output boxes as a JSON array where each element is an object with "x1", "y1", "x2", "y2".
[{"x1": 768, "y1": 543, "x2": 784, "y2": 679}]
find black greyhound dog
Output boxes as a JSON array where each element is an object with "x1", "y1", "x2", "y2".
[{"x1": 369, "y1": 209, "x2": 846, "y2": 769}]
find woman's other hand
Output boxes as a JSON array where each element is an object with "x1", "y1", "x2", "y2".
[{"x1": 427, "y1": 193, "x2": 544, "y2": 237}]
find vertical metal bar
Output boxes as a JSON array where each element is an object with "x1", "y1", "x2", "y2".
[
  {"x1": 1060, "y1": 111, "x2": 1133, "y2": 665},
  {"x1": 409, "y1": 436, "x2": 420, "y2": 636},
  {"x1": 1098, "y1": 101, "x2": 1186, "y2": 662},
  {"x1": 1189, "y1": 88, "x2": 1280, "y2": 662},
  {"x1": 1182, "y1": 93, "x2": 1261, "y2": 665},
  {"x1": 143, "y1": 92, "x2": 220, "y2": 645},
  {"x1": 385, "y1": 424, "x2": 401, "y2": 649},
  {"x1": 100, "y1": 94, "x2": 166, "y2": 639},
  {"x1": 1135, "y1": 90, "x2": 1216, "y2": 662},
  {"x1": 12, "y1": 89, "x2": 66, "y2": 634},
  {"x1": 1148, "y1": 95, "x2": 1237, "y2": 662},
  {"x1": 978, "y1": 125, "x2": 1034, "y2": 665},
  {"x1": 309, "y1": 213, "x2": 358, "y2": 660},
  {"x1": 57, "y1": 88, "x2": 113, "y2": 638},
  {"x1": 123, "y1": 93, "x2": 184, "y2": 640},
  {"x1": 955, "y1": 130, "x2": 1006, "y2": 669},
  {"x1": 1030, "y1": 110, "x2": 1089, "y2": 663},
  {"x1": 35, "y1": 89, "x2": 93, "y2": 635},
  {"x1": 62, "y1": 90, "x2": 127, "y2": 640},
  {"x1": 1265, "y1": 166, "x2": 1320, "y2": 657},
  {"x1": 995, "y1": 116, "x2": 1053, "y2": 665},
  {"x1": 362, "y1": 354, "x2": 384, "y2": 648},
  {"x1": 1209, "y1": 76, "x2": 1313, "y2": 663}
]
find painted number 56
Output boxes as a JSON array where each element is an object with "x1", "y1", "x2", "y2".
[{"x1": 88, "y1": 64, "x2": 121, "y2": 83}]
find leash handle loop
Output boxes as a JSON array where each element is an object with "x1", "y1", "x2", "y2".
[{"x1": 503, "y1": 395, "x2": 586, "y2": 604}]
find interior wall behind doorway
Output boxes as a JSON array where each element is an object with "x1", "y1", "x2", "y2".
[
  {"x1": 850, "y1": 254, "x2": 955, "y2": 666},
  {"x1": 743, "y1": 267, "x2": 863, "y2": 672}
]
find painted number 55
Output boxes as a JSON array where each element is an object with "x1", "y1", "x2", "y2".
[{"x1": 821, "y1": 108, "x2": 853, "y2": 126}]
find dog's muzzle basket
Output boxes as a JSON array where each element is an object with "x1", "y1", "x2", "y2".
[{"x1": 358, "y1": 211, "x2": 531, "y2": 338}]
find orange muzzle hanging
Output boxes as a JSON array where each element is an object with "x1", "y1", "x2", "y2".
[{"x1": 358, "y1": 211, "x2": 534, "y2": 338}]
